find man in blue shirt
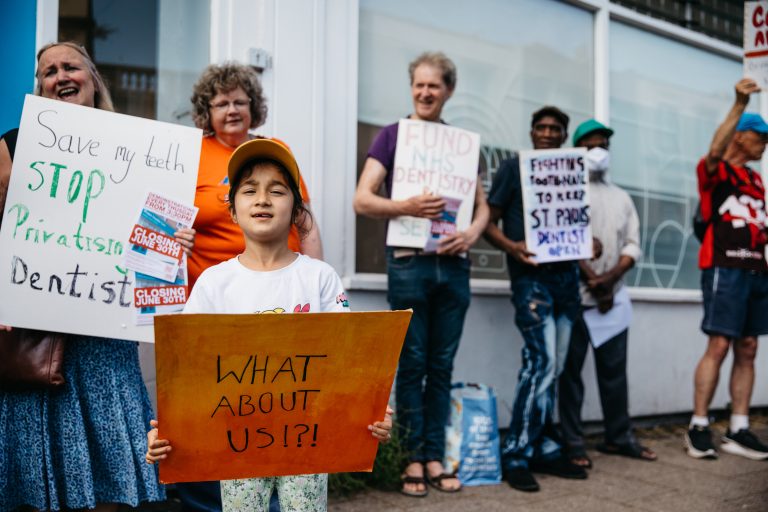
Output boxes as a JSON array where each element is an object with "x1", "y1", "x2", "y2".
[{"x1": 484, "y1": 106, "x2": 587, "y2": 492}]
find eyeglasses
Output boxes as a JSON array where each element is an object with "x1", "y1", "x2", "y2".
[{"x1": 209, "y1": 99, "x2": 251, "y2": 111}]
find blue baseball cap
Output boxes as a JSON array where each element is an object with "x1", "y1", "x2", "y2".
[{"x1": 736, "y1": 113, "x2": 768, "y2": 134}]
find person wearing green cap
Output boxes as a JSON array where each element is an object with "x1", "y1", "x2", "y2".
[
  {"x1": 686, "y1": 78, "x2": 768, "y2": 461},
  {"x1": 558, "y1": 119, "x2": 656, "y2": 469}
]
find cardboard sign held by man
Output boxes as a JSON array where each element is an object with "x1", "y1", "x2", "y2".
[
  {"x1": 519, "y1": 147, "x2": 592, "y2": 264},
  {"x1": 387, "y1": 119, "x2": 480, "y2": 250},
  {"x1": 745, "y1": 1, "x2": 768, "y2": 88}
]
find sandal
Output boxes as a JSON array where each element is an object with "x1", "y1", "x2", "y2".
[
  {"x1": 400, "y1": 474, "x2": 428, "y2": 498},
  {"x1": 425, "y1": 472, "x2": 462, "y2": 493},
  {"x1": 569, "y1": 454, "x2": 593, "y2": 469},
  {"x1": 597, "y1": 442, "x2": 657, "y2": 461}
]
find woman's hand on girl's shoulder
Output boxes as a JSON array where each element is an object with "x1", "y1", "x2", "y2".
[
  {"x1": 368, "y1": 405, "x2": 393, "y2": 444},
  {"x1": 174, "y1": 228, "x2": 196, "y2": 256},
  {"x1": 146, "y1": 419, "x2": 172, "y2": 464}
]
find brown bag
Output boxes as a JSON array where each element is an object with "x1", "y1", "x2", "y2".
[{"x1": 0, "y1": 328, "x2": 66, "y2": 389}]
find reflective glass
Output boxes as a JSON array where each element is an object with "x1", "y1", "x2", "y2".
[
  {"x1": 58, "y1": 0, "x2": 209, "y2": 125},
  {"x1": 609, "y1": 21, "x2": 747, "y2": 289},
  {"x1": 357, "y1": 0, "x2": 594, "y2": 278}
]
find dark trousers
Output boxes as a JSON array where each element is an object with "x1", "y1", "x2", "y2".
[
  {"x1": 176, "y1": 482, "x2": 281, "y2": 511},
  {"x1": 558, "y1": 312, "x2": 634, "y2": 457},
  {"x1": 176, "y1": 482, "x2": 222, "y2": 512},
  {"x1": 387, "y1": 252, "x2": 471, "y2": 462}
]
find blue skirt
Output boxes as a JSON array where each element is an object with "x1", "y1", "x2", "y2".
[{"x1": 0, "y1": 336, "x2": 165, "y2": 511}]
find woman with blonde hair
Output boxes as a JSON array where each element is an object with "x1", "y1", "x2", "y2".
[{"x1": 0, "y1": 42, "x2": 168, "y2": 512}]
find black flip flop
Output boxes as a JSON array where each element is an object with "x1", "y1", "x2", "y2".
[
  {"x1": 569, "y1": 454, "x2": 593, "y2": 469},
  {"x1": 597, "y1": 442, "x2": 657, "y2": 461},
  {"x1": 426, "y1": 472, "x2": 462, "y2": 493},
  {"x1": 400, "y1": 474, "x2": 429, "y2": 497}
]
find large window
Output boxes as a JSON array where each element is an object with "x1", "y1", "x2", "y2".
[
  {"x1": 58, "y1": 0, "x2": 209, "y2": 125},
  {"x1": 357, "y1": 0, "x2": 594, "y2": 279},
  {"x1": 609, "y1": 21, "x2": 746, "y2": 289},
  {"x1": 612, "y1": 0, "x2": 743, "y2": 46}
]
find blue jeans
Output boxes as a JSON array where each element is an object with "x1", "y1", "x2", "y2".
[
  {"x1": 388, "y1": 251, "x2": 471, "y2": 462},
  {"x1": 502, "y1": 268, "x2": 580, "y2": 470}
]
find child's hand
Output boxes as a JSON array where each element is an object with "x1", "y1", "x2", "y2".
[
  {"x1": 145, "y1": 419, "x2": 172, "y2": 464},
  {"x1": 368, "y1": 406, "x2": 393, "y2": 444},
  {"x1": 0, "y1": 324, "x2": 11, "y2": 332}
]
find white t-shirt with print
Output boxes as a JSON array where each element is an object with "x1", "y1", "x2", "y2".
[{"x1": 184, "y1": 254, "x2": 350, "y2": 315}]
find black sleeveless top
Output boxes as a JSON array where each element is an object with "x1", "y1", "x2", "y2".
[{"x1": 1, "y1": 128, "x2": 18, "y2": 160}]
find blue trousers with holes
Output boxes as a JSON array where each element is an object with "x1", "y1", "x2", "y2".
[{"x1": 501, "y1": 268, "x2": 580, "y2": 470}]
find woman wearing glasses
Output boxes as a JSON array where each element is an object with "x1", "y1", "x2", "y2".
[{"x1": 188, "y1": 63, "x2": 322, "y2": 291}]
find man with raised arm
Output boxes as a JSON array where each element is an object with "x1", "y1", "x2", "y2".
[{"x1": 686, "y1": 78, "x2": 768, "y2": 461}]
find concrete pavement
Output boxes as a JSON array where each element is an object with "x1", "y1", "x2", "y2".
[{"x1": 328, "y1": 420, "x2": 768, "y2": 512}]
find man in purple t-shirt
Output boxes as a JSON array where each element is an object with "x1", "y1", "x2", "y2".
[{"x1": 354, "y1": 52, "x2": 488, "y2": 497}]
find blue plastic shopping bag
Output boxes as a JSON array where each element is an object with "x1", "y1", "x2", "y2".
[{"x1": 443, "y1": 383, "x2": 501, "y2": 486}]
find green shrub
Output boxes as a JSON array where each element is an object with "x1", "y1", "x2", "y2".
[{"x1": 328, "y1": 425, "x2": 410, "y2": 497}]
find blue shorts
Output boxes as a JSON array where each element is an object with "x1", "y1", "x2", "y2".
[{"x1": 701, "y1": 266, "x2": 768, "y2": 339}]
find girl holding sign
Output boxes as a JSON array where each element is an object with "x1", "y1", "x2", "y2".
[
  {"x1": 180, "y1": 61, "x2": 327, "y2": 512},
  {"x1": 145, "y1": 139, "x2": 393, "y2": 512},
  {"x1": 0, "y1": 43, "x2": 183, "y2": 512}
]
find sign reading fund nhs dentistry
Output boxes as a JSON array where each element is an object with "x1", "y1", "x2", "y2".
[
  {"x1": 0, "y1": 95, "x2": 201, "y2": 342},
  {"x1": 386, "y1": 119, "x2": 480, "y2": 249},
  {"x1": 519, "y1": 147, "x2": 592, "y2": 264}
]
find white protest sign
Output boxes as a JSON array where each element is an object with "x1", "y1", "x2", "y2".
[
  {"x1": 519, "y1": 147, "x2": 592, "y2": 263},
  {"x1": 745, "y1": 1, "x2": 768, "y2": 88},
  {"x1": 0, "y1": 95, "x2": 201, "y2": 343},
  {"x1": 386, "y1": 119, "x2": 480, "y2": 248}
]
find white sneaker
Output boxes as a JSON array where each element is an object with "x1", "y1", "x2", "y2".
[{"x1": 720, "y1": 429, "x2": 768, "y2": 461}]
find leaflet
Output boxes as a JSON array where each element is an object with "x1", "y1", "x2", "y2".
[
  {"x1": 125, "y1": 192, "x2": 198, "y2": 282},
  {"x1": 125, "y1": 192, "x2": 197, "y2": 325},
  {"x1": 133, "y1": 268, "x2": 189, "y2": 326},
  {"x1": 424, "y1": 196, "x2": 462, "y2": 253}
]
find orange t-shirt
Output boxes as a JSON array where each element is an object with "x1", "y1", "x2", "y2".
[{"x1": 188, "y1": 136, "x2": 309, "y2": 289}]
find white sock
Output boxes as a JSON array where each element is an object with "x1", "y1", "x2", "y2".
[
  {"x1": 730, "y1": 414, "x2": 749, "y2": 433},
  {"x1": 690, "y1": 415, "x2": 709, "y2": 428}
]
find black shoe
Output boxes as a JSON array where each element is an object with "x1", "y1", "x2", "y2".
[
  {"x1": 721, "y1": 429, "x2": 768, "y2": 460},
  {"x1": 503, "y1": 468, "x2": 540, "y2": 492},
  {"x1": 530, "y1": 457, "x2": 588, "y2": 479},
  {"x1": 684, "y1": 426, "x2": 718, "y2": 459}
]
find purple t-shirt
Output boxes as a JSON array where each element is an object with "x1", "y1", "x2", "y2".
[{"x1": 366, "y1": 122, "x2": 400, "y2": 198}]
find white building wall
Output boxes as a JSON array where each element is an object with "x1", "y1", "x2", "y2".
[
  {"x1": 133, "y1": 0, "x2": 768, "y2": 427},
  {"x1": 348, "y1": 290, "x2": 768, "y2": 426}
]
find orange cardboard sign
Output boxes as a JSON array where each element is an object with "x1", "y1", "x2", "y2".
[{"x1": 154, "y1": 311, "x2": 411, "y2": 483}]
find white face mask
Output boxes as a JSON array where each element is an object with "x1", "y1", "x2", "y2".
[{"x1": 586, "y1": 146, "x2": 610, "y2": 173}]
